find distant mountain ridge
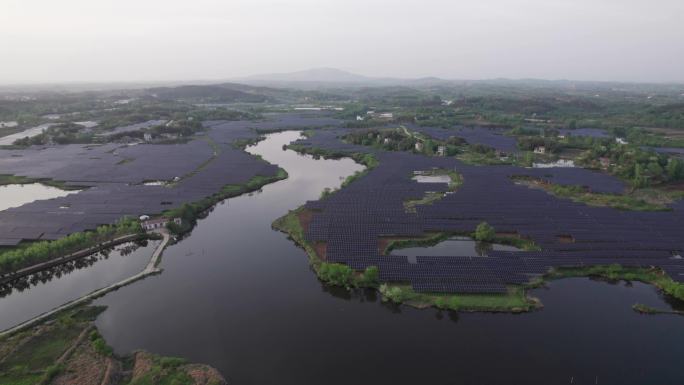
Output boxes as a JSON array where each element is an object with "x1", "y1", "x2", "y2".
[
  {"x1": 241, "y1": 68, "x2": 372, "y2": 83},
  {"x1": 238, "y1": 68, "x2": 458, "y2": 89}
]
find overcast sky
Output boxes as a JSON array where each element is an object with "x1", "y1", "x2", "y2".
[{"x1": 2, "y1": 0, "x2": 683, "y2": 84}]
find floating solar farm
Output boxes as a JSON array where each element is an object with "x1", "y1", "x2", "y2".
[
  {"x1": 0, "y1": 114, "x2": 340, "y2": 246},
  {"x1": 294, "y1": 127, "x2": 684, "y2": 294},
  {"x1": 2, "y1": 115, "x2": 684, "y2": 296}
]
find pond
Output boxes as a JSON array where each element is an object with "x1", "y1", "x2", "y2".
[
  {"x1": 0, "y1": 183, "x2": 77, "y2": 212},
  {"x1": 390, "y1": 235, "x2": 520, "y2": 258},
  {"x1": 0, "y1": 240, "x2": 158, "y2": 330},
  {"x1": 77, "y1": 131, "x2": 684, "y2": 385}
]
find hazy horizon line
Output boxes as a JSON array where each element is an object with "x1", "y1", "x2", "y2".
[{"x1": 1, "y1": 70, "x2": 683, "y2": 90}]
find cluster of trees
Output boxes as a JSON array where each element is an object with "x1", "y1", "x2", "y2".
[
  {"x1": 151, "y1": 118, "x2": 203, "y2": 138},
  {"x1": 517, "y1": 137, "x2": 563, "y2": 154},
  {"x1": 344, "y1": 128, "x2": 463, "y2": 157},
  {"x1": 317, "y1": 263, "x2": 379, "y2": 288},
  {"x1": 579, "y1": 142, "x2": 684, "y2": 187},
  {"x1": 345, "y1": 129, "x2": 418, "y2": 152},
  {"x1": 613, "y1": 127, "x2": 684, "y2": 148},
  {"x1": 0, "y1": 219, "x2": 142, "y2": 275},
  {"x1": 14, "y1": 123, "x2": 94, "y2": 146}
]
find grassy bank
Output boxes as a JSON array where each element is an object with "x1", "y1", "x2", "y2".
[
  {"x1": 379, "y1": 284, "x2": 537, "y2": 312},
  {"x1": 0, "y1": 219, "x2": 143, "y2": 275},
  {"x1": 0, "y1": 174, "x2": 83, "y2": 191},
  {"x1": 272, "y1": 208, "x2": 378, "y2": 289},
  {"x1": 513, "y1": 175, "x2": 683, "y2": 211},
  {"x1": 0, "y1": 305, "x2": 226, "y2": 385},
  {"x1": 383, "y1": 231, "x2": 540, "y2": 255},
  {"x1": 166, "y1": 169, "x2": 288, "y2": 235},
  {"x1": 404, "y1": 169, "x2": 463, "y2": 212},
  {"x1": 547, "y1": 264, "x2": 684, "y2": 301},
  {"x1": 632, "y1": 303, "x2": 684, "y2": 316}
]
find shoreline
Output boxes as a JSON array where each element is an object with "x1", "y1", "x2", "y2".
[
  {"x1": 0, "y1": 230, "x2": 169, "y2": 338},
  {"x1": 276, "y1": 144, "x2": 684, "y2": 313}
]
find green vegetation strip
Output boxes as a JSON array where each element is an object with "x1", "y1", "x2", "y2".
[
  {"x1": 513, "y1": 176, "x2": 684, "y2": 211},
  {"x1": 379, "y1": 284, "x2": 535, "y2": 312},
  {"x1": 0, "y1": 219, "x2": 143, "y2": 275},
  {"x1": 0, "y1": 174, "x2": 83, "y2": 191},
  {"x1": 404, "y1": 169, "x2": 463, "y2": 212},
  {"x1": 547, "y1": 264, "x2": 684, "y2": 301},
  {"x1": 166, "y1": 169, "x2": 288, "y2": 235}
]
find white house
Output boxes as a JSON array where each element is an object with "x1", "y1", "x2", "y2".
[
  {"x1": 616, "y1": 137, "x2": 628, "y2": 145},
  {"x1": 141, "y1": 217, "x2": 181, "y2": 231},
  {"x1": 436, "y1": 145, "x2": 446, "y2": 156},
  {"x1": 533, "y1": 146, "x2": 546, "y2": 154}
]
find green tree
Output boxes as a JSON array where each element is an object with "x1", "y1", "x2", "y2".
[
  {"x1": 666, "y1": 158, "x2": 684, "y2": 181},
  {"x1": 360, "y1": 266, "x2": 379, "y2": 286},
  {"x1": 475, "y1": 222, "x2": 495, "y2": 242},
  {"x1": 318, "y1": 263, "x2": 353, "y2": 286}
]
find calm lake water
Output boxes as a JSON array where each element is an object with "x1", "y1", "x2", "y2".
[
  {"x1": 0, "y1": 183, "x2": 76, "y2": 211},
  {"x1": 0, "y1": 241, "x2": 158, "y2": 330},
  {"x1": 2, "y1": 131, "x2": 681, "y2": 384}
]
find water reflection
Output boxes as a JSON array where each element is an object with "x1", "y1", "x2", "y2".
[
  {"x1": 391, "y1": 236, "x2": 520, "y2": 257},
  {"x1": 0, "y1": 240, "x2": 158, "y2": 330},
  {"x1": 0, "y1": 183, "x2": 77, "y2": 211}
]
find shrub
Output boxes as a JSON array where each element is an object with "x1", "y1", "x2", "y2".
[
  {"x1": 474, "y1": 222, "x2": 495, "y2": 242},
  {"x1": 318, "y1": 263, "x2": 353, "y2": 286},
  {"x1": 359, "y1": 266, "x2": 379, "y2": 287}
]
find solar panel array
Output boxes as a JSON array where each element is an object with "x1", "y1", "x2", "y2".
[
  {"x1": 0, "y1": 113, "x2": 342, "y2": 246},
  {"x1": 295, "y1": 127, "x2": 684, "y2": 294},
  {"x1": 405, "y1": 125, "x2": 519, "y2": 153}
]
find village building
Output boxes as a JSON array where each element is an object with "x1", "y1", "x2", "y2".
[
  {"x1": 141, "y1": 217, "x2": 181, "y2": 231},
  {"x1": 436, "y1": 145, "x2": 446, "y2": 156},
  {"x1": 415, "y1": 142, "x2": 424, "y2": 152},
  {"x1": 533, "y1": 146, "x2": 546, "y2": 154}
]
